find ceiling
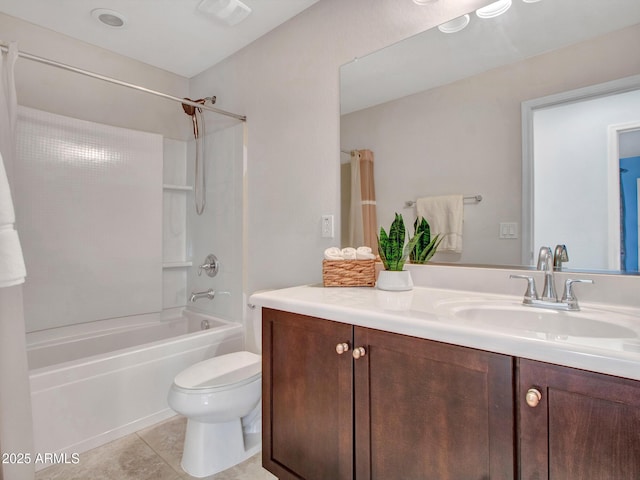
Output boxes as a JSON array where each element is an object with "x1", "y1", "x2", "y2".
[{"x1": 0, "y1": 0, "x2": 320, "y2": 78}]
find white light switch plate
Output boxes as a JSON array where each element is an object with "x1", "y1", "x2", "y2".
[{"x1": 499, "y1": 222, "x2": 518, "y2": 239}]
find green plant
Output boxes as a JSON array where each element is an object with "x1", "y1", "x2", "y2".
[
  {"x1": 410, "y1": 217, "x2": 442, "y2": 264},
  {"x1": 377, "y1": 213, "x2": 422, "y2": 271}
]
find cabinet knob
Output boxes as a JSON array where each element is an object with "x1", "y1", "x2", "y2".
[
  {"x1": 352, "y1": 346, "x2": 366, "y2": 359},
  {"x1": 336, "y1": 342, "x2": 350, "y2": 355},
  {"x1": 525, "y1": 388, "x2": 542, "y2": 408}
]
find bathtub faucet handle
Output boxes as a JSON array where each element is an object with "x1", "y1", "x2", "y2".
[{"x1": 198, "y1": 254, "x2": 219, "y2": 277}]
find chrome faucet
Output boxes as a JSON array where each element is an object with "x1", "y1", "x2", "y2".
[
  {"x1": 190, "y1": 288, "x2": 215, "y2": 302},
  {"x1": 537, "y1": 246, "x2": 557, "y2": 302},
  {"x1": 510, "y1": 245, "x2": 593, "y2": 311},
  {"x1": 553, "y1": 244, "x2": 569, "y2": 270}
]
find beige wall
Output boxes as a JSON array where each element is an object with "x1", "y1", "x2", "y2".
[
  {"x1": 341, "y1": 23, "x2": 640, "y2": 267},
  {"x1": 189, "y1": 0, "x2": 491, "y2": 292}
]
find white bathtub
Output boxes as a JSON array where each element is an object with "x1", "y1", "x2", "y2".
[{"x1": 27, "y1": 308, "x2": 244, "y2": 466}]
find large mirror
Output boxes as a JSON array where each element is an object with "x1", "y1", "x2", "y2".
[{"x1": 340, "y1": 0, "x2": 640, "y2": 273}]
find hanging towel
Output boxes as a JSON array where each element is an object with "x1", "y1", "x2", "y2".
[
  {"x1": 416, "y1": 195, "x2": 464, "y2": 253},
  {"x1": 0, "y1": 152, "x2": 26, "y2": 287}
]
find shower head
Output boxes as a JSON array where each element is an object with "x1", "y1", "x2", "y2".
[{"x1": 181, "y1": 96, "x2": 217, "y2": 116}]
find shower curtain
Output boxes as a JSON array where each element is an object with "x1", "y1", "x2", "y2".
[
  {"x1": 0, "y1": 42, "x2": 34, "y2": 480},
  {"x1": 349, "y1": 149, "x2": 378, "y2": 252}
]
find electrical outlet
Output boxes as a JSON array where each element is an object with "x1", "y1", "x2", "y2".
[{"x1": 321, "y1": 215, "x2": 334, "y2": 238}]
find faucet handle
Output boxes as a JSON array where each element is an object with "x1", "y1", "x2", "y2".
[
  {"x1": 561, "y1": 279, "x2": 593, "y2": 309},
  {"x1": 510, "y1": 274, "x2": 539, "y2": 303},
  {"x1": 197, "y1": 254, "x2": 219, "y2": 277}
]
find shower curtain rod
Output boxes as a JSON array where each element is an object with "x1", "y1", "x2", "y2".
[{"x1": 0, "y1": 43, "x2": 246, "y2": 122}]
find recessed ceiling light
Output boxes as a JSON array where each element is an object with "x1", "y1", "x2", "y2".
[
  {"x1": 413, "y1": 0, "x2": 438, "y2": 5},
  {"x1": 476, "y1": 0, "x2": 512, "y2": 19},
  {"x1": 438, "y1": 14, "x2": 470, "y2": 33},
  {"x1": 522, "y1": 0, "x2": 542, "y2": 3},
  {"x1": 91, "y1": 8, "x2": 126, "y2": 28}
]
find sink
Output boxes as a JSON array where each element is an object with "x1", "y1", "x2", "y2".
[{"x1": 447, "y1": 303, "x2": 638, "y2": 339}]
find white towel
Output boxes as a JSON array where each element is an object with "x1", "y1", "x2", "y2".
[
  {"x1": 0, "y1": 153, "x2": 26, "y2": 287},
  {"x1": 324, "y1": 247, "x2": 344, "y2": 260},
  {"x1": 0, "y1": 227, "x2": 26, "y2": 287},
  {"x1": 341, "y1": 247, "x2": 357, "y2": 260},
  {"x1": 416, "y1": 195, "x2": 464, "y2": 253},
  {"x1": 0, "y1": 158, "x2": 15, "y2": 227},
  {"x1": 356, "y1": 246, "x2": 376, "y2": 260}
]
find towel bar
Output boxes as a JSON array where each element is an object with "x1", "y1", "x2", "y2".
[{"x1": 404, "y1": 195, "x2": 482, "y2": 208}]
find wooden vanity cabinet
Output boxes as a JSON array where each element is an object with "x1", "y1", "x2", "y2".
[
  {"x1": 262, "y1": 309, "x2": 353, "y2": 480},
  {"x1": 353, "y1": 326, "x2": 515, "y2": 480},
  {"x1": 518, "y1": 358, "x2": 640, "y2": 480},
  {"x1": 262, "y1": 308, "x2": 516, "y2": 480}
]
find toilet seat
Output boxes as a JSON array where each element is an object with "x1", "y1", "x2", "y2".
[{"x1": 173, "y1": 351, "x2": 261, "y2": 392}]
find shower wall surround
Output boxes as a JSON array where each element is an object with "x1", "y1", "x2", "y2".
[
  {"x1": 163, "y1": 138, "x2": 190, "y2": 309},
  {"x1": 15, "y1": 106, "x2": 163, "y2": 333},
  {"x1": 186, "y1": 123, "x2": 244, "y2": 323}
]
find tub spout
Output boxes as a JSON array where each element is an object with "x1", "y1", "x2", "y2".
[{"x1": 190, "y1": 289, "x2": 215, "y2": 302}]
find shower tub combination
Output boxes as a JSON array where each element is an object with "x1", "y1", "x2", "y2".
[{"x1": 26, "y1": 308, "x2": 243, "y2": 466}]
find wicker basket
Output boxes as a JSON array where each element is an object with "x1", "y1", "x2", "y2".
[{"x1": 322, "y1": 259, "x2": 376, "y2": 287}]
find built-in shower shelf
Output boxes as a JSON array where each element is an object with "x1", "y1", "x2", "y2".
[
  {"x1": 162, "y1": 261, "x2": 193, "y2": 269},
  {"x1": 163, "y1": 184, "x2": 193, "y2": 191}
]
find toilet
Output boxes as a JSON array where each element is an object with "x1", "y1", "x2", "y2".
[{"x1": 168, "y1": 306, "x2": 263, "y2": 478}]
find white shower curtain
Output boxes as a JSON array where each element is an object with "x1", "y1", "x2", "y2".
[{"x1": 0, "y1": 42, "x2": 35, "y2": 480}]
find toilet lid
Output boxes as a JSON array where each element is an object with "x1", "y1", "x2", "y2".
[{"x1": 174, "y1": 351, "x2": 261, "y2": 390}]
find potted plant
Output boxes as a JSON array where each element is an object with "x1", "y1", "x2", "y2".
[
  {"x1": 410, "y1": 217, "x2": 442, "y2": 264},
  {"x1": 377, "y1": 213, "x2": 422, "y2": 291}
]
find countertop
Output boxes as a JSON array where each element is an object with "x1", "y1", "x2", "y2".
[{"x1": 250, "y1": 284, "x2": 640, "y2": 381}]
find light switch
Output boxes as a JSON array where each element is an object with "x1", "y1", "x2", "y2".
[{"x1": 499, "y1": 222, "x2": 518, "y2": 239}]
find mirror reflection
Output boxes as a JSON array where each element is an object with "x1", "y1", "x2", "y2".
[{"x1": 340, "y1": 0, "x2": 640, "y2": 273}]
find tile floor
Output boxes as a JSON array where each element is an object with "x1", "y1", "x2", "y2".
[{"x1": 35, "y1": 416, "x2": 277, "y2": 480}]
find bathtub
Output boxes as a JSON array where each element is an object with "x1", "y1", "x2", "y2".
[{"x1": 27, "y1": 308, "x2": 244, "y2": 465}]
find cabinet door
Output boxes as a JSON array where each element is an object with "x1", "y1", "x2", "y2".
[
  {"x1": 353, "y1": 326, "x2": 515, "y2": 480},
  {"x1": 519, "y1": 358, "x2": 640, "y2": 480},
  {"x1": 262, "y1": 309, "x2": 354, "y2": 480}
]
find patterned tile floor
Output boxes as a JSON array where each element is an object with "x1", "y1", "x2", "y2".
[{"x1": 35, "y1": 416, "x2": 277, "y2": 480}]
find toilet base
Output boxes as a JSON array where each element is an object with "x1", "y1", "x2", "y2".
[{"x1": 181, "y1": 417, "x2": 262, "y2": 478}]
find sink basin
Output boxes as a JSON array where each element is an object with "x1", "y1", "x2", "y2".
[{"x1": 448, "y1": 304, "x2": 638, "y2": 339}]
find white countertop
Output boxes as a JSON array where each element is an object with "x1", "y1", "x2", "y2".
[{"x1": 250, "y1": 284, "x2": 640, "y2": 381}]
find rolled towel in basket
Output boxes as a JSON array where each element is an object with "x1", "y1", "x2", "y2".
[
  {"x1": 356, "y1": 246, "x2": 376, "y2": 260},
  {"x1": 324, "y1": 247, "x2": 344, "y2": 260},
  {"x1": 341, "y1": 247, "x2": 357, "y2": 260}
]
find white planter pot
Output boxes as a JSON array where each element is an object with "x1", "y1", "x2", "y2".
[{"x1": 376, "y1": 270, "x2": 413, "y2": 291}]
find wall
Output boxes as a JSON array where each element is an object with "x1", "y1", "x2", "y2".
[
  {"x1": 186, "y1": 123, "x2": 245, "y2": 323},
  {"x1": 15, "y1": 107, "x2": 163, "y2": 332},
  {"x1": 341, "y1": 24, "x2": 640, "y2": 266},
  {"x1": 188, "y1": 0, "x2": 492, "y2": 293}
]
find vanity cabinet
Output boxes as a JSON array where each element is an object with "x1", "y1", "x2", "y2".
[
  {"x1": 262, "y1": 309, "x2": 353, "y2": 480},
  {"x1": 262, "y1": 308, "x2": 515, "y2": 480},
  {"x1": 518, "y1": 358, "x2": 640, "y2": 480}
]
